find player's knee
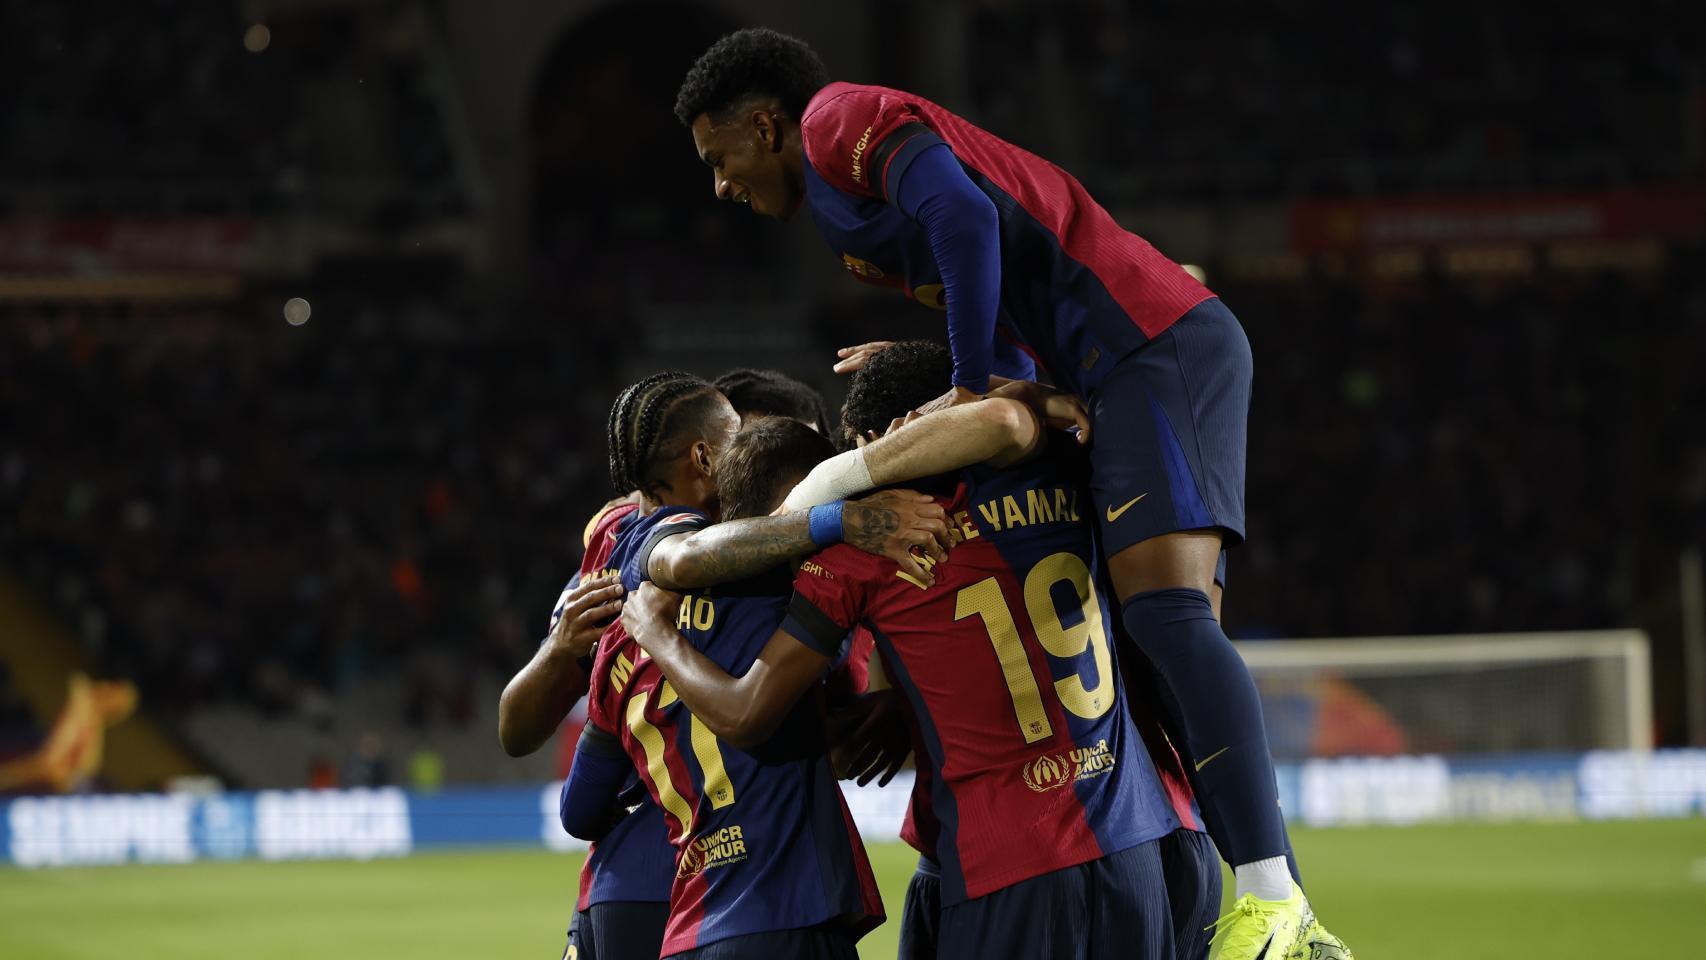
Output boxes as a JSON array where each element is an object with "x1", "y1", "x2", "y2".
[
  {"x1": 1106, "y1": 531, "x2": 1222, "y2": 599},
  {"x1": 1119, "y1": 587, "x2": 1224, "y2": 664}
]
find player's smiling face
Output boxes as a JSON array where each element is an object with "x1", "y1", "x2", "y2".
[{"x1": 691, "y1": 108, "x2": 804, "y2": 220}]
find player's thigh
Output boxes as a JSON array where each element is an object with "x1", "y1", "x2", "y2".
[
  {"x1": 666, "y1": 925, "x2": 858, "y2": 960},
  {"x1": 1086, "y1": 839, "x2": 1175, "y2": 960},
  {"x1": 582, "y1": 901, "x2": 669, "y2": 960},
  {"x1": 937, "y1": 862, "x2": 1090, "y2": 960},
  {"x1": 898, "y1": 862, "x2": 943, "y2": 960},
  {"x1": 1087, "y1": 298, "x2": 1251, "y2": 591},
  {"x1": 1159, "y1": 829, "x2": 1221, "y2": 960}
]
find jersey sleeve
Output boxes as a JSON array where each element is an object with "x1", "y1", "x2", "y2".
[
  {"x1": 781, "y1": 548, "x2": 871, "y2": 655},
  {"x1": 624, "y1": 508, "x2": 712, "y2": 587},
  {"x1": 801, "y1": 85, "x2": 947, "y2": 202}
]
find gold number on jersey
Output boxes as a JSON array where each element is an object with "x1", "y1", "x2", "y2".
[
  {"x1": 625, "y1": 681, "x2": 737, "y2": 843},
  {"x1": 1024, "y1": 552, "x2": 1114, "y2": 719},
  {"x1": 660, "y1": 683, "x2": 738, "y2": 810},
  {"x1": 954, "y1": 551, "x2": 1115, "y2": 743},
  {"x1": 955, "y1": 577, "x2": 1054, "y2": 743}
]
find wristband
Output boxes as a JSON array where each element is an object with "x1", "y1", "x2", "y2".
[{"x1": 807, "y1": 502, "x2": 845, "y2": 549}]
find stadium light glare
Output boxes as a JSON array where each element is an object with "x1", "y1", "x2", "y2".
[{"x1": 284, "y1": 298, "x2": 311, "y2": 326}]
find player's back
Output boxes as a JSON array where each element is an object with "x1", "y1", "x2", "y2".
[
  {"x1": 786, "y1": 441, "x2": 1179, "y2": 904},
  {"x1": 798, "y1": 81, "x2": 1213, "y2": 396},
  {"x1": 587, "y1": 567, "x2": 882, "y2": 955}
]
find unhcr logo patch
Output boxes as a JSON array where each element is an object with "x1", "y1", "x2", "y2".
[{"x1": 1020, "y1": 739, "x2": 1116, "y2": 793}]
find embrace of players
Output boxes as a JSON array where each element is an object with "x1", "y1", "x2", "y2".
[{"x1": 498, "y1": 26, "x2": 1357, "y2": 960}]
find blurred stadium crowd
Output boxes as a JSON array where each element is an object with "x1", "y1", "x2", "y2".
[
  {"x1": 965, "y1": 0, "x2": 1704, "y2": 198},
  {"x1": 0, "y1": 1, "x2": 462, "y2": 215}
]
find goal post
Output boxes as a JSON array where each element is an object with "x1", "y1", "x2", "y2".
[{"x1": 1233, "y1": 630, "x2": 1653, "y2": 760}]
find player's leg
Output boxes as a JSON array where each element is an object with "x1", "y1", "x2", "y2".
[
  {"x1": 1090, "y1": 300, "x2": 1289, "y2": 882},
  {"x1": 898, "y1": 854, "x2": 942, "y2": 960},
  {"x1": 1085, "y1": 838, "x2": 1175, "y2": 960},
  {"x1": 1105, "y1": 528, "x2": 1292, "y2": 892},
  {"x1": 1159, "y1": 828, "x2": 1221, "y2": 960},
  {"x1": 583, "y1": 901, "x2": 669, "y2": 960},
  {"x1": 1089, "y1": 300, "x2": 1339, "y2": 959},
  {"x1": 936, "y1": 862, "x2": 1090, "y2": 960}
]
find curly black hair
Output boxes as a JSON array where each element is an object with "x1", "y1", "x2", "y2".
[
  {"x1": 674, "y1": 28, "x2": 829, "y2": 127},
  {"x1": 837, "y1": 340, "x2": 953, "y2": 448},
  {"x1": 713, "y1": 368, "x2": 829, "y2": 435},
  {"x1": 606, "y1": 372, "x2": 724, "y2": 498}
]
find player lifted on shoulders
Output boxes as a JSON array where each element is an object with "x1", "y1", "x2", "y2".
[{"x1": 675, "y1": 29, "x2": 1349, "y2": 960}]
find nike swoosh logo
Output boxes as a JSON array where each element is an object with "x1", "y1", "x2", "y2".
[
  {"x1": 1105, "y1": 493, "x2": 1147, "y2": 522},
  {"x1": 1195, "y1": 746, "x2": 1230, "y2": 772},
  {"x1": 1253, "y1": 931, "x2": 1277, "y2": 960}
]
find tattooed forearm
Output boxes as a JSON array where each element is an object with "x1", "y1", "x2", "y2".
[{"x1": 649, "y1": 514, "x2": 815, "y2": 589}]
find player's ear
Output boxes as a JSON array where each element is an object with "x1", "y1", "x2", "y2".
[
  {"x1": 752, "y1": 109, "x2": 783, "y2": 153},
  {"x1": 691, "y1": 439, "x2": 715, "y2": 477}
]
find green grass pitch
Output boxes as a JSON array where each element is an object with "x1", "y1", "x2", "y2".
[{"x1": 3, "y1": 820, "x2": 1702, "y2": 958}]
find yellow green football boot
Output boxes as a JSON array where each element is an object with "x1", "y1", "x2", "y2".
[
  {"x1": 1207, "y1": 882, "x2": 1311, "y2": 960},
  {"x1": 1292, "y1": 915, "x2": 1353, "y2": 960}
]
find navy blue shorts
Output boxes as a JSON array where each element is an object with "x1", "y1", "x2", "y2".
[
  {"x1": 664, "y1": 924, "x2": 858, "y2": 960},
  {"x1": 1087, "y1": 297, "x2": 1252, "y2": 559},
  {"x1": 564, "y1": 901, "x2": 668, "y2": 960},
  {"x1": 1160, "y1": 829, "x2": 1222, "y2": 960},
  {"x1": 936, "y1": 840, "x2": 1173, "y2": 960},
  {"x1": 899, "y1": 855, "x2": 942, "y2": 960}
]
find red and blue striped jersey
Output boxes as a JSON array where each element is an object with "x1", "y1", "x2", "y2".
[
  {"x1": 799, "y1": 81, "x2": 1213, "y2": 397},
  {"x1": 566, "y1": 503, "x2": 689, "y2": 912},
  {"x1": 783, "y1": 442, "x2": 1180, "y2": 904},
  {"x1": 585, "y1": 558, "x2": 884, "y2": 954}
]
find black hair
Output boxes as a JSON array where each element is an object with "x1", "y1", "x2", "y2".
[
  {"x1": 674, "y1": 28, "x2": 829, "y2": 127},
  {"x1": 837, "y1": 340, "x2": 954, "y2": 447},
  {"x1": 715, "y1": 416, "x2": 835, "y2": 521},
  {"x1": 713, "y1": 368, "x2": 830, "y2": 435},
  {"x1": 606, "y1": 372, "x2": 724, "y2": 498}
]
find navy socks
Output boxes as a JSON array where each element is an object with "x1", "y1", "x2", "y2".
[{"x1": 1120, "y1": 587, "x2": 1290, "y2": 870}]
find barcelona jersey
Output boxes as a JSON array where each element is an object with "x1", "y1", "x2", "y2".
[
  {"x1": 799, "y1": 81, "x2": 1213, "y2": 397},
  {"x1": 783, "y1": 441, "x2": 1180, "y2": 904},
  {"x1": 585, "y1": 509, "x2": 884, "y2": 955},
  {"x1": 564, "y1": 504, "x2": 684, "y2": 913}
]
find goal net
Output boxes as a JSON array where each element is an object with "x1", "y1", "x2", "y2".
[{"x1": 1234, "y1": 630, "x2": 1653, "y2": 761}]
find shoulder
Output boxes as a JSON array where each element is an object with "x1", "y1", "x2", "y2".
[
  {"x1": 802, "y1": 82, "x2": 935, "y2": 198},
  {"x1": 626, "y1": 506, "x2": 712, "y2": 545},
  {"x1": 798, "y1": 542, "x2": 880, "y2": 584},
  {"x1": 583, "y1": 498, "x2": 639, "y2": 551}
]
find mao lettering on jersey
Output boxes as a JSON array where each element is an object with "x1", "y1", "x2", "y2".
[
  {"x1": 783, "y1": 441, "x2": 1180, "y2": 904},
  {"x1": 585, "y1": 567, "x2": 882, "y2": 954}
]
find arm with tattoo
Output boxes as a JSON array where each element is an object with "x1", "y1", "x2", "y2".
[{"x1": 646, "y1": 489, "x2": 951, "y2": 589}]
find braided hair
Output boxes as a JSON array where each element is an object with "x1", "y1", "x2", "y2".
[{"x1": 606, "y1": 372, "x2": 723, "y2": 498}]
